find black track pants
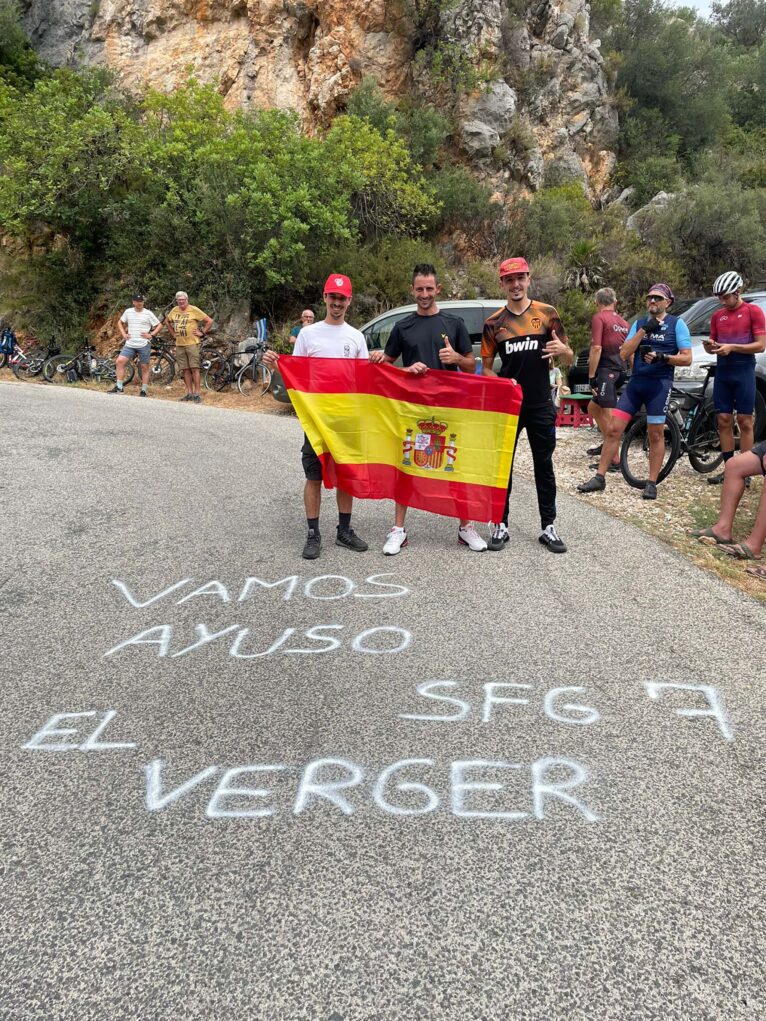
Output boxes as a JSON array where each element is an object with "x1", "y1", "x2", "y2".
[{"x1": 501, "y1": 401, "x2": 558, "y2": 529}]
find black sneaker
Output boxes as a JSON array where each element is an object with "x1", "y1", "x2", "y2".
[
  {"x1": 589, "y1": 461, "x2": 620, "y2": 473},
  {"x1": 191, "y1": 394, "x2": 202, "y2": 403},
  {"x1": 139, "y1": 390, "x2": 148, "y2": 397},
  {"x1": 539, "y1": 524, "x2": 567, "y2": 553},
  {"x1": 707, "y1": 473, "x2": 724, "y2": 485},
  {"x1": 577, "y1": 474, "x2": 605, "y2": 493},
  {"x1": 336, "y1": 527, "x2": 368, "y2": 552},
  {"x1": 302, "y1": 529, "x2": 321, "y2": 560},
  {"x1": 107, "y1": 385, "x2": 124, "y2": 394},
  {"x1": 643, "y1": 481, "x2": 658, "y2": 500},
  {"x1": 586, "y1": 443, "x2": 603, "y2": 457},
  {"x1": 178, "y1": 393, "x2": 192, "y2": 402},
  {"x1": 487, "y1": 521, "x2": 509, "y2": 551}
]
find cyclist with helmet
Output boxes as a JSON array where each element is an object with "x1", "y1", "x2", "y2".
[
  {"x1": 578, "y1": 282, "x2": 692, "y2": 500},
  {"x1": 703, "y1": 272, "x2": 766, "y2": 484}
]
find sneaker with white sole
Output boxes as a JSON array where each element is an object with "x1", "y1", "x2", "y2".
[
  {"x1": 487, "y1": 522, "x2": 509, "y2": 551},
  {"x1": 458, "y1": 523, "x2": 487, "y2": 551},
  {"x1": 383, "y1": 526, "x2": 408, "y2": 556},
  {"x1": 539, "y1": 523, "x2": 567, "y2": 553}
]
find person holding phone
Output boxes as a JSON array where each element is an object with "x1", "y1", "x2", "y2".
[
  {"x1": 578, "y1": 283, "x2": 692, "y2": 500},
  {"x1": 703, "y1": 271, "x2": 766, "y2": 484}
]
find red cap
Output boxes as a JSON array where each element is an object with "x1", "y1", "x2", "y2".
[
  {"x1": 323, "y1": 274, "x2": 352, "y2": 298},
  {"x1": 499, "y1": 257, "x2": 530, "y2": 278}
]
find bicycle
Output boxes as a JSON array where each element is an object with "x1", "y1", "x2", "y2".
[
  {"x1": 11, "y1": 341, "x2": 61, "y2": 380},
  {"x1": 43, "y1": 344, "x2": 132, "y2": 385},
  {"x1": 619, "y1": 365, "x2": 726, "y2": 488},
  {"x1": 202, "y1": 338, "x2": 272, "y2": 397},
  {"x1": 111, "y1": 336, "x2": 222, "y2": 386}
]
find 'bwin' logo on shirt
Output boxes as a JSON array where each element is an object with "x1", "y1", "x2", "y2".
[{"x1": 505, "y1": 337, "x2": 539, "y2": 354}]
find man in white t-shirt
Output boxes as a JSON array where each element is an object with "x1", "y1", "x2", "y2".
[
  {"x1": 109, "y1": 293, "x2": 161, "y2": 396},
  {"x1": 264, "y1": 274, "x2": 369, "y2": 560}
]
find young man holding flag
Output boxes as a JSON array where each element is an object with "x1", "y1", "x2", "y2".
[
  {"x1": 263, "y1": 275, "x2": 369, "y2": 560},
  {"x1": 369, "y1": 263, "x2": 488, "y2": 554},
  {"x1": 481, "y1": 257, "x2": 573, "y2": 553}
]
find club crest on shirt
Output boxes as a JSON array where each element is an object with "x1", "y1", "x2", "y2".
[
  {"x1": 402, "y1": 419, "x2": 458, "y2": 471},
  {"x1": 531, "y1": 317, "x2": 542, "y2": 330}
]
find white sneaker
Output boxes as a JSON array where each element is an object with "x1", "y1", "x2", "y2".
[
  {"x1": 383, "y1": 526, "x2": 408, "y2": 556},
  {"x1": 487, "y1": 522, "x2": 509, "y2": 551},
  {"x1": 458, "y1": 522, "x2": 487, "y2": 552}
]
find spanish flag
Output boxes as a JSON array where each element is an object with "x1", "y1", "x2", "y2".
[{"x1": 279, "y1": 358, "x2": 522, "y2": 521}]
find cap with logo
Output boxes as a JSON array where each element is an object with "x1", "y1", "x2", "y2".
[
  {"x1": 646, "y1": 283, "x2": 674, "y2": 304},
  {"x1": 499, "y1": 257, "x2": 530, "y2": 278},
  {"x1": 132, "y1": 293, "x2": 145, "y2": 301},
  {"x1": 323, "y1": 274, "x2": 352, "y2": 298}
]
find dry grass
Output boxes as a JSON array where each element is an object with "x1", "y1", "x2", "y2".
[
  {"x1": 4, "y1": 366, "x2": 764, "y2": 602},
  {"x1": 514, "y1": 426, "x2": 766, "y2": 604}
]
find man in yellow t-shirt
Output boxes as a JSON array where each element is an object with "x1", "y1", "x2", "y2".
[{"x1": 165, "y1": 290, "x2": 213, "y2": 403}]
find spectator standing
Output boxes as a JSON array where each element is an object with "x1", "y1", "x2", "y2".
[
  {"x1": 578, "y1": 283, "x2": 691, "y2": 500},
  {"x1": 165, "y1": 291, "x2": 213, "y2": 403},
  {"x1": 369, "y1": 263, "x2": 487, "y2": 555},
  {"x1": 109, "y1": 293, "x2": 161, "y2": 396},
  {"x1": 481, "y1": 257, "x2": 573, "y2": 553},
  {"x1": 586, "y1": 287, "x2": 629, "y2": 472},
  {"x1": 290, "y1": 310, "x2": 315, "y2": 344},
  {"x1": 263, "y1": 274, "x2": 369, "y2": 560},
  {"x1": 704, "y1": 271, "x2": 766, "y2": 484}
]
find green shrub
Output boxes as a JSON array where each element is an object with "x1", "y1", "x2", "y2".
[
  {"x1": 624, "y1": 155, "x2": 684, "y2": 208},
  {"x1": 557, "y1": 289, "x2": 595, "y2": 355},
  {"x1": 427, "y1": 167, "x2": 501, "y2": 233}
]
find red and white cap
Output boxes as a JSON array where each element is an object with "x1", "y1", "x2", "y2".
[
  {"x1": 323, "y1": 274, "x2": 352, "y2": 297},
  {"x1": 499, "y1": 257, "x2": 530, "y2": 278}
]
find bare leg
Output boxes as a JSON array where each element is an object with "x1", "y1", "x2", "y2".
[
  {"x1": 393, "y1": 503, "x2": 407, "y2": 528},
  {"x1": 304, "y1": 479, "x2": 321, "y2": 519},
  {"x1": 115, "y1": 355, "x2": 128, "y2": 383},
  {"x1": 182, "y1": 367, "x2": 192, "y2": 395},
  {"x1": 744, "y1": 476, "x2": 766, "y2": 555},
  {"x1": 717, "y1": 412, "x2": 735, "y2": 454},
  {"x1": 191, "y1": 367, "x2": 201, "y2": 396},
  {"x1": 597, "y1": 415, "x2": 628, "y2": 475},
  {"x1": 336, "y1": 489, "x2": 353, "y2": 514},
  {"x1": 714, "y1": 451, "x2": 761, "y2": 540},
  {"x1": 737, "y1": 413, "x2": 754, "y2": 454},
  {"x1": 647, "y1": 423, "x2": 666, "y2": 482},
  {"x1": 140, "y1": 361, "x2": 150, "y2": 387}
]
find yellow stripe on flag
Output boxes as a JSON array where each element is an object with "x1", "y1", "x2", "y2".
[{"x1": 289, "y1": 389, "x2": 519, "y2": 490}]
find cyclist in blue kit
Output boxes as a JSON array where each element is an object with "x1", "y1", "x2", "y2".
[{"x1": 578, "y1": 283, "x2": 692, "y2": 500}]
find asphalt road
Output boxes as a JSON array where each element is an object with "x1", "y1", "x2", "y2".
[{"x1": 2, "y1": 382, "x2": 765, "y2": 1021}]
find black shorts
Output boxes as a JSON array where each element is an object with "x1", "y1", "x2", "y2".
[
  {"x1": 751, "y1": 439, "x2": 766, "y2": 474},
  {"x1": 301, "y1": 434, "x2": 323, "y2": 481},
  {"x1": 593, "y1": 368, "x2": 625, "y2": 409}
]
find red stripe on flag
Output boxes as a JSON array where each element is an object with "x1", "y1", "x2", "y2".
[
  {"x1": 319, "y1": 455, "x2": 507, "y2": 522},
  {"x1": 279, "y1": 357, "x2": 522, "y2": 416}
]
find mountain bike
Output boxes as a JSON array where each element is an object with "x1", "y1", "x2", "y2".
[
  {"x1": 43, "y1": 344, "x2": 132, "y2": 385},
  {"x1": 11, "y1": 341, "x2": 60, "y2": 379},
  {"x1": 619, "y1": 366, "x2": 744, "y2": 488},
  {"x1": 203, "y1": 338, "x2": 272, "y2": 396}
]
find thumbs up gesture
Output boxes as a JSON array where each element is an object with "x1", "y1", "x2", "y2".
[{"x1": 438, "y1": 333, "x2": 460, "y2": 365}]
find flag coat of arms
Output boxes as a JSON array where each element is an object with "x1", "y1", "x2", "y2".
[{"x1": 278, "y1": 358, "x2": 523, "y2": 521}]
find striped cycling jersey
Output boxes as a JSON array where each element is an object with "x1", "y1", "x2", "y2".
[{"x1": 481, "y1": 300, "x2": 567, "y2": 407}]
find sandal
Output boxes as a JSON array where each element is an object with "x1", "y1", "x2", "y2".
[
  {"x1": 746, "y1": 566, "x2": 766, "y2": 580},
  {"x1": 719, "y1": 542, "x2": 758, "y2": 561},
  {"x1": 688, "y1": 527, "x2": 731, "y2": 545}
]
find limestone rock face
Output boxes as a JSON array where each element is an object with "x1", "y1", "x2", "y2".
[{"x1": 21, "y1": 0, "x2": 617, "y2": 190}]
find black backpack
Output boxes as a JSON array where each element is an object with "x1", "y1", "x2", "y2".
[{"x1": 0, "y1": 327, "x2": 16, "y2": 355}]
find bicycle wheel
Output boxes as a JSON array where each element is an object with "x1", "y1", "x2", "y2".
[
  {"x1": 687, "y1": 406, "x2": 723, "y2": 474},
  {"x1": 203, "y1": 360, "x2": 232, "y2": 392},
  {"x1": 237, "y1": 360, "x2": 272, "y2": 397},
  {"x1": 43, "y1": 354, "x2": 76, "y2": 383},
  {"x1": 13, "y1": 356, "x2": 41, "y2": 380},
  {"x1": 149, "y1": 351, "x2": 175, "y2": 385},
  {"x1": 620, "y1": 413, "x2": 682, "y2": 489}
]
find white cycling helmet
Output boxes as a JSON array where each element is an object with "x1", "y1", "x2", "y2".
[{"x1": 712, "y1": 271, "x2": 743, "y2": 296}]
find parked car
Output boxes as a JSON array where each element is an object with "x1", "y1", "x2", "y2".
[{"x1": 270, "y1": 298, "x2": 505, "y2": 403}]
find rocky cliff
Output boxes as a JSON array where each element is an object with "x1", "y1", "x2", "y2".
[{"x1": 21, "y1": 0, "x2": 617, "y2": 193}]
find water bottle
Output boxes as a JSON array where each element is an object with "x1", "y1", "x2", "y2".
[{"x1": 90, "y1": 354, "x2": 98, "y2": 373}]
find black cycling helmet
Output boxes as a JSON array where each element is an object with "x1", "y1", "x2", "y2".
[{"x1": 712, "y1": 271, "x2": 743, "y2": 296}]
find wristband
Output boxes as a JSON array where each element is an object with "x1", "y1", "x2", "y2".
[{"x1": 589, "y1": 377, "x2": 598, "y2": 389}]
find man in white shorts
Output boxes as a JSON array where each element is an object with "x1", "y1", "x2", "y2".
[
  {"x1": 264, "y1": 274, "x2": 369, "y2": 560},
  {"x1": 109, "y1": 293, "x2": 161, "y2": 396}
]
